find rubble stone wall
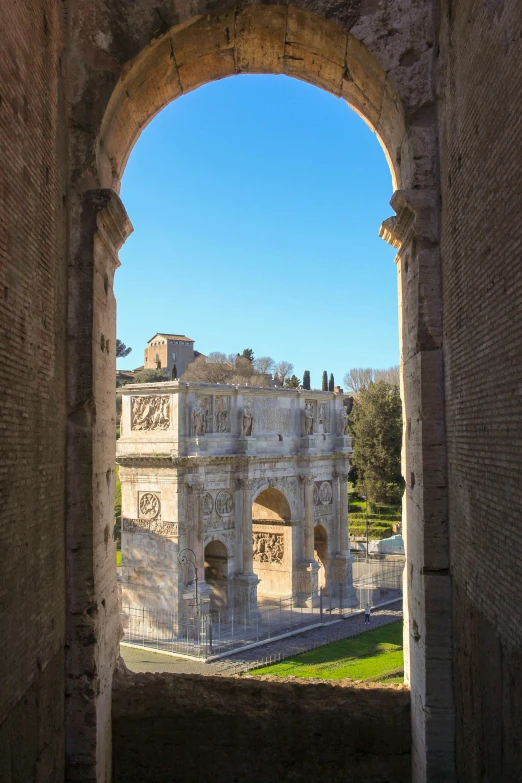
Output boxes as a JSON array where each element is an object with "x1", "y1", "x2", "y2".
[{"x1": 112, "y1": 666, "x2": 411, "y2": 783}]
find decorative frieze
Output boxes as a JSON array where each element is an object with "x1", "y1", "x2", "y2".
[
  {"x1": 131, "y1": 396, "x2": 170, "y2": 430},
  {"x1": 122, "y1": 517, "x2": 180, "y2": 536},
  {"x1": 253, "y1": 532, "x2": 284, "y2": 565}
]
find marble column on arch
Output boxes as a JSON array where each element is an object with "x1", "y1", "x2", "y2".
[
  {"x1": 330, "y1": 470, "x2": 358, "y2": 606},
  {"x1": 232, "y1": 477, "x2": 259, "y2": 619},
  {"x1": 184, "y1": 481, "x2": 211, "y2": 605},
  {"x1": 296, "y1": 475, "x2": 319, "y2": 607}
]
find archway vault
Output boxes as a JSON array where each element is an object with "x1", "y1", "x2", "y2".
[{"x1": 98, "y1": 5, "x2": 407, "y2": 192}]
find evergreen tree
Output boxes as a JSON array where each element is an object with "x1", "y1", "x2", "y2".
[
  {"x1": 241, "y1": 348, "x2": 254, "y2": 362},
  {"x1": 322, "y1": 370, "x2": 328, "y2": 391},
  {"x1": 302, "y1": 370, "x2": 311, "y2": 390},
  {"x1": 284, "y1": 374, "x2": 301, "y2": 389},
  {"x1": 116, "y1": 339, "x2": 132, "y2": 358},
  {"x1": 348, "y1": 380, "x2": 404, "y2": 504},
  {"x1": 329, "y1": 373, "x2": 335, "y2": 391},
  {"x1": 171, "y1": 364, "x2": 177, "y2": 380}
]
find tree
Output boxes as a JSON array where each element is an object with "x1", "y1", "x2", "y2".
[
  {"x1": 302, "y1": 370, "x2": 311, "y2": 390},
  {"x1": 329, "y1": 373, "x2": 335, "y2": 392},
  {"x1": 375, "y1": 365, "x2": 400, "y2": 387},
  {"x1": 274, "y1": 360, "x2": 293, "y2": 385},
  {"x1": 182, "y1": 352, "x2": 270, "y2": 386},
  {"x1": 133, "y1": 368, "x2": 168, "y2": 383},
  {"x1": 116, "y1": 339, "x2": 132, "y2": 358},
  {"x1": 284, "y1": 374, "x2": 301, "y2": 388},
  {"x1": 241, "y1": 348, "x2": 254, "y2": 362},
  {"x1": 322, "y1": 370, "x2": 328, "y2": 391},
  {"x1": 343, "y1": 367, "x2": 374, "y2": 394},
  {"x1": 348, "y1": 380, "x2": 404, "y2": 505},
  {"x1": 171, "y1": 364, "x2": 177, "y2": 380},
  {"x1": 254, "y1": 356, "x2": 275, "y2": 375}
]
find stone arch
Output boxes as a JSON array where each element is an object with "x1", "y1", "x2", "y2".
[
  {"x1": 314, "y1": 524, "x2": 328, "y2": 590},
  {"x1": 252, "y1": 487, "x2": 292, "y2": 523},
  {"x1": 65, "y1": 0, "x2": 449, "y2": 776},
  {"x1": 97, "y1": 5, "x2": 409, "y2": 193},
  {"x1": 204, "y1": 538, "x2": 229, "y2": 613}
]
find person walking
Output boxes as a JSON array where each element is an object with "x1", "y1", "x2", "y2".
[{"x1": 364, "y1": 603, "x2": 371, "y2": 624}]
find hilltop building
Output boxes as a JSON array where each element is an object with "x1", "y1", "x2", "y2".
[{"x1": 144, "y1": 333, "x2": 201, "y2": 378}]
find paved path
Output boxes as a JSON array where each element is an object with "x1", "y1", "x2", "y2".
[{"x1": 121, "y1": 600, "x2": 403, "y2": 676}]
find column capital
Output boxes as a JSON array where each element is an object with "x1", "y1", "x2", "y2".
[
  {"x1": 299, "y1": 475, "x2": 315, "y2": 486},
  {"x1": 237, "y1": 478, "x2": 255, "y2": 492},
  {"x1": 187, "y1": 481, "x2": 205, "y2": 496}
]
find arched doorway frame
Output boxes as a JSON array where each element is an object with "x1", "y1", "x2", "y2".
[
  {"x1": 204, "y1": 535, "x2": 232, "y2": 613},
  {"x1": 66, "y1": 4, "x2": 451, "y2": 780}
]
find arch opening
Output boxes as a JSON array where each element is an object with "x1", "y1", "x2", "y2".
[
  {"x1": 204, "y1": 539, "x2": 229, "y2": 613},
  {"x1": 314, "y1": 524, "x2": 328, "y2": 591},
  {"x1": 98, "y1": 5, "x2": 408, "y2": 194}
]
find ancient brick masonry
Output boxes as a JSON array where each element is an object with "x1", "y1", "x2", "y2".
[
  {"x1": 439, "y1": 0, "x2": 522, "y2": 778},
  {"x1": 0, "y1": 0, "x2": 68, "y2": 778}
]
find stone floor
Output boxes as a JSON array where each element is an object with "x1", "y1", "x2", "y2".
[{"x1": 121, "y1": 600, "x2": 403, "y2": 676}]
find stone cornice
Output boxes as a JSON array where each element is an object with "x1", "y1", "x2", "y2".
[
  {"x1": 115, "y1": 452, "x2": 351, "y2": 469},
  {"x1": 119, "y1": 380, "x2": 342, "y2": 400}
]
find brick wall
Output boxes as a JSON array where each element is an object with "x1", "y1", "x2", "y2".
[
  {"x1": 0, "y1": 0, "x2": 67, "y2": 776},
  {"x1": 439, "y1": 0, "x2": 522, "y2": 776}
]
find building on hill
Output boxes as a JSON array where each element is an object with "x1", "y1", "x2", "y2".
[{"x1": 144, "y1": 333, "x2": 202, "y2": 378}]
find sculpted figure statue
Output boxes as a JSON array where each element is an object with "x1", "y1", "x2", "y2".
[
  {"x1": 242, "y1": 406, "x2": 254, "y2": 437},
  {"x1": 191, "y1": 403, "x2": 206, "y2": 436},
  {"x1": 338, "y1": 406, "x2": 349, "y2": 436},
  {"x1": 303, "y1": 403, "x2": 314, "y2": 436}
]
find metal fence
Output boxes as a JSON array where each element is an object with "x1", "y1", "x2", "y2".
[{"x1": 121, "y1": 556, "x2": 405, "y2": 660}]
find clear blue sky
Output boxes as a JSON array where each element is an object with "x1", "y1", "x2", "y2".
[{"x1": 116, "y1": 74, "x2": 399, "y2": 388}]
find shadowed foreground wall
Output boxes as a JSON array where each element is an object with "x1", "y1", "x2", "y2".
[
  {"x1": 112, "y1": 666, "x2": 411, "y2": 783},
  {"x1": 439, "y1": 0, "x2": 522, "y2": 778},
  {"x1": 0, "y1": 0, "x2": 67, "y2": 778}
]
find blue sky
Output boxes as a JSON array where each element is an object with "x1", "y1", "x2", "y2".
[{"x1": 116, "y1": 74, "x2": 399, "y2": 388}]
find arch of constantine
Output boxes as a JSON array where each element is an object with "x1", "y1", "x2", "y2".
[{"x1": 117, "y1": 382, "x2": 358, "y2": 620}]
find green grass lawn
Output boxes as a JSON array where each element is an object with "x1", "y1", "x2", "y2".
[
  {"x1": 348, "y1": 487, "x2": 401, "y2": 538},
  {"x1": 116, "y1": 549, "x2": 122, "y2": 567},
  {"x1": 252, "y1": 621, "x2": 404, "y2": 683}
]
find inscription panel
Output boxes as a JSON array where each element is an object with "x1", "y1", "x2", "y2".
[{"x1": 252, "y1": 396, "x2": 295, "y2": 434}]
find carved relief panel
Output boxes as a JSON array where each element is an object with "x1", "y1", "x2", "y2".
[
  {"x1": 253, "y1": 532, "x2": 284, "y2": 565},
  {"x1": 131, "y1": 396, "x2": 170, "y2": 430},
  {"x1": 318, "y1": 402, "x2": 330, "y2": 433},
  {"x1": 138, "y1": 491, "x2": 161, "y2": 520},
  {"x1": 214, "y1": 396, "x2": 231, "y2": 433}
]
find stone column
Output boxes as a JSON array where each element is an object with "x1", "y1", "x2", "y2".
[
  {"x1": 185, "y1": 482, "x2": 210, "y2": 603},
  {"x1": 233, "y1": 478, "x2": 259, "y2": 618},
  {"x1": 296, "y1": 475, "x2": 319, "y2": 607},
  {"x1": 303, "y1": 476, "x2": 315, "y2": 561},
  {"x1": 330, "y1": 470, "x2": 358, "y2": 606},
  {"x1": 241, "y1": 478, "x2": 254, "y2": 575},
  {"x1": 332, "y1": 472, "x2": 341, "y2": 554},
  {"x1": 339, "y1": 471, "x2": 350, "y2": 553}
]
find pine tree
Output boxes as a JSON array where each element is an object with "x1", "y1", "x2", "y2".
[
  {"x1": 322, "y1": 371, "x2": 328, "y2": 391},
  {"x1": 241, "y1": 348, "x2": 254, "y2": 362},
  {"x1": 329, "y1": 373, "x2": 335, "y2": 391},
  {"x1": 303, "y1": 370, "x2": 311, "y2": 390},
  {"x1": 171, "y1": 364, "x2": 177, "y2": 380}
]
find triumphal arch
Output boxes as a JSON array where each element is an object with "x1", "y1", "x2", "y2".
[{"x1": 117, "y1": 381, "x2": 357, "y2": 619}]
